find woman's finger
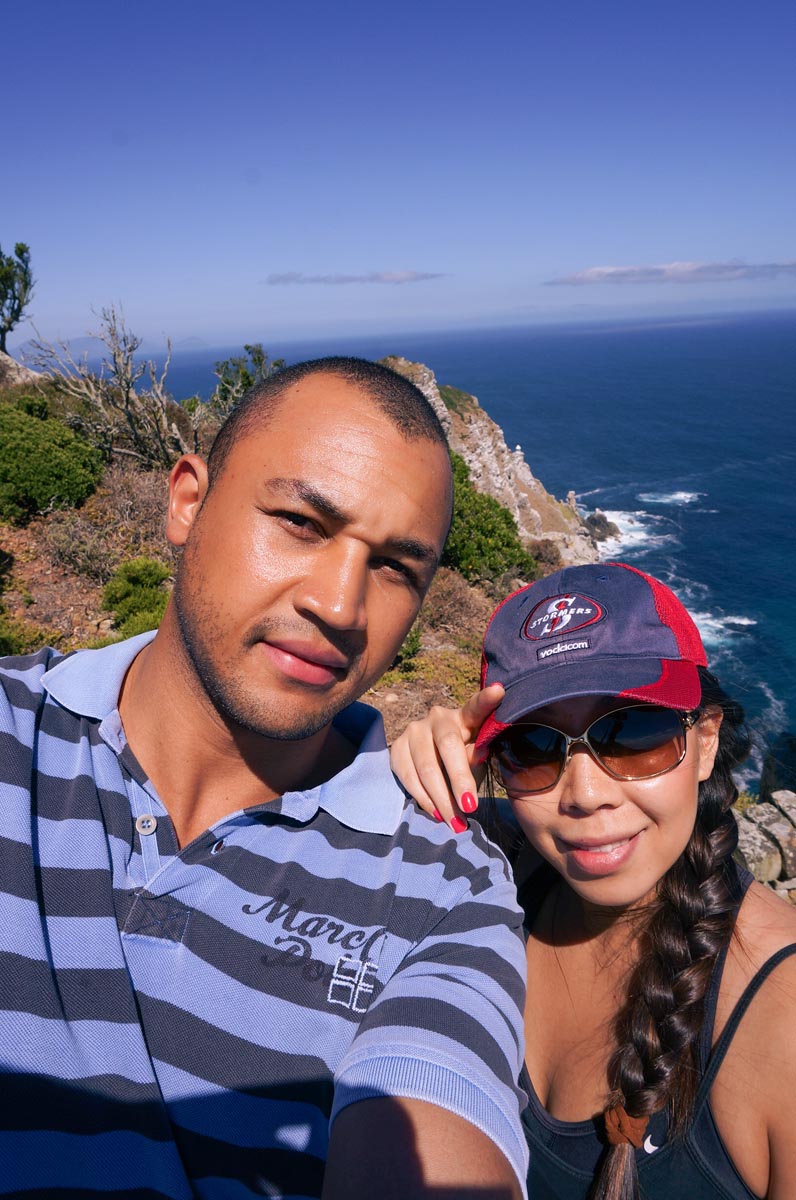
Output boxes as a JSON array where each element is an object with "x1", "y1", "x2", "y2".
[
  {"x1": 459, "y1": 682, "x2": 506, "y2": 742},
  {"x1": 391, "y1": 686, "x2": 506, "y2": 832},
  {"x1": 430, "y1": 723, "x2": 483, "y2": 818},
  {"x1": 392, "y1": 722, "x2": 461, "y2": 825}
]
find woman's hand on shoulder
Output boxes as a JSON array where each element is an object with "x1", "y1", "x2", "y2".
[{"x1": 390, "y1": 684, "x2": 505, "y2": 830}]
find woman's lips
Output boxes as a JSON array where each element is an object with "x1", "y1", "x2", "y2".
[
  {"x1": 559, "y1": 831, "x2": 642, "y2": 875},
  {"x1": 260, "y1": 640, "x2": 348, "y2": 687}
]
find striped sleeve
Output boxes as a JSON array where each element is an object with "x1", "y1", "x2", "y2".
[{"x1": 331, "y1": 816, "x2": 529, "y2": 1193}]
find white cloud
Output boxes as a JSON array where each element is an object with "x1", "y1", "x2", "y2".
[
  {"x1": 266, "y1": 270, "x2": 445, "y2": 286},
  {"x1": 546, "y1": 260, "x2": 796, "y2": 286}
]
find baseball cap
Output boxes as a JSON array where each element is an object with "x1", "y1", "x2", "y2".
[{"x1": 475, "y1": 562, "x2": 707, "y2": 754}]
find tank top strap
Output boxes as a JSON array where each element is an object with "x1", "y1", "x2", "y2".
[
  {"x1": 696, "y1": 864, "x2": 752, "y2": 1068},
  {"x1": 695, "y1": 942, "x2": 796, "y2": 1108}
]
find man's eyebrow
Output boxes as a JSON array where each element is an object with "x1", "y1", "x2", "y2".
[
  {"x1": 382, "y1": 536, "x2": 439, "y2": 565},
  {"x1": 266, "y1": 478, "x2": 349, "y2": 524},
  {"x1": 265, "y1": 477, "x2": 439, "y2": 564}
]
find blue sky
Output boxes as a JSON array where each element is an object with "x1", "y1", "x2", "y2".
[{"x1": 4, "y1": 0, "x2": 795, "y2": 350}]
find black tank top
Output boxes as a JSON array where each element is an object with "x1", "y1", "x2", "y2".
[{"x1": 517, "y1": 868, "x2": 796, "y2": 1199}]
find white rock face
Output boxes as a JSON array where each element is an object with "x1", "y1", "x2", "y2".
[
  {"x1": 384, "y1": 357, "x2": 597, "y2": 567},
  {"x1": 0, "y1": 351, "x2": 41, "y2": 387},
  {"x1": 735, "y1": 816, "x2": 782, "y2": 882}
]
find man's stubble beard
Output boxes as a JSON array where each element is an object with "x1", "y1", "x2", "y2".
[{"x1": 172, "y1": 551, "x2": 362, "y2": 743}]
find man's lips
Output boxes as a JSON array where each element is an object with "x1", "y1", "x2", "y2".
[{"x1": 260, "y1": 638, "x2": 351, "y2": 687}]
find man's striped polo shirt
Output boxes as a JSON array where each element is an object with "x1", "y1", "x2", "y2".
[{"x1": 0, "y1": 633, "x2": 529, "y2": 1198}]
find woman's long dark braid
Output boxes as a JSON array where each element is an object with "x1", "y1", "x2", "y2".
[{"x1": 591, "y1": 669, "x2": 751, "y2": 1200}]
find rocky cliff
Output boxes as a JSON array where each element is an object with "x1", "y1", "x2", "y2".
[
  {"x1": 735, "y1": 790, "x2": 796, "y2": 903},
  {"x1": 0, "y1": 351, "x2": 40, "y2": 388},
  {"x1": 384, "y1": 357, "x2": 597, "y2": 567}
]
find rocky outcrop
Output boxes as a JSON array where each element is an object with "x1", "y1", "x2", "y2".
[
  {"x1": 384, "y1": 357, "x2": 597, "y2": 567},
  {"x1": 734, "y1": 791, "x2": 796, "y2": 903},
  {"x1": 0, "y1": 351, "x2": 41, "y2": 388},
  {"x1": 585, "y1": 509, "x2": 621, "y2": 542}
]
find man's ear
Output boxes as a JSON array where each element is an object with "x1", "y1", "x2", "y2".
[
  {"x1": 696, "y1": 708, "x2": 723, "y2": 782},
  {"x1": 167, "y1": 455, "x2": 209, "y2": 547}
]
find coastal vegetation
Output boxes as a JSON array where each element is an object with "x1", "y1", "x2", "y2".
[
  {"x1": 0, "y1": 402, "x2": 102, "y2": 524},
  {"x1": 443, "y1": 453, "x2": 538, "y2": 583},
  {"x1": 0, "y1": 241, "x2": 34, "y2": 355},
  {"x1": 0, "y1": 315, "x2": 547, "y2": 729},
  {"x1": 2, "y1": 317, "x2": 795, "y2": 894}
]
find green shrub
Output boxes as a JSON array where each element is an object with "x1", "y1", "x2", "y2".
[
  {"x1": 14, "y1": 393, "x2": 50, "y2": 421},
  {"x1": 0, "y1": 608, "x2": 49, "y2": 656},
  {"x1": 391, "y1": 619, "x2": 423, "y2": 675},
  {"x1": 0, "y1": 377, "x2": 63, "y2": 416},
  {"x1": 0, "y1": 405, "x2": 103, "y2": 524},
  {"x1": 442, "y1": 453, "x2": 539, "y2": 583},
  {"x1": 102, "y1": 557, "x2": 171, "y2": 637},
  {"x1": 438, "y1": 384, "x2": 478, "y2": 417}
]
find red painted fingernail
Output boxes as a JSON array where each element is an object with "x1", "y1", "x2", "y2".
[
  {"x1": 431, "y1": 808, "x2": 443, "y2": 822},
  {"x1": 451, "y1": 817, "x2": 468, "y2": 834},
  {"x1": 460, "y1": 792, "x2": 477, "y2": 813}
]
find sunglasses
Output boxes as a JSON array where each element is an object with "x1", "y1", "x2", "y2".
[{"x1": 492, "y1": 704, "x2": 700, "y2": 796}]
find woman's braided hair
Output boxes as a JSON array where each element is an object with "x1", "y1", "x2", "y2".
[{"x1": 591, "y1": 667, "x2": 751, "y2": 1200}]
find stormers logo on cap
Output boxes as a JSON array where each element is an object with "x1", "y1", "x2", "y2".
[{"x1": 522, "y1": 592, "x2": 604, "y2": 641}]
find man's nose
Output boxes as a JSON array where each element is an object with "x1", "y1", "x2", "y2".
[{"x1": 294, "y1": 542, "x2": 369, "y2": 633}]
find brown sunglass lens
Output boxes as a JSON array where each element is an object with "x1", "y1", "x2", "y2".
[
  {"x1": 592, "y1": 707, "x2": 685, "y2": 777},
  {"x1": 494, "y1": 725, "x2": 566, "y2": 793}
]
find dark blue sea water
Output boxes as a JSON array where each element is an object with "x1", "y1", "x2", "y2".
[{"x1": 166, "y1": 311, "x2": 796, "y2": 786}]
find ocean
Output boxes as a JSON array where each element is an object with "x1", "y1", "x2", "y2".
[{"x1": 166, "y1": 311, "x2": 796, "y2": 787}]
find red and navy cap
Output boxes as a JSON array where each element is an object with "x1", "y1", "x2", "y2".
[{"x1": 475, "y1": 562, "x2": 707, "y2": 754}]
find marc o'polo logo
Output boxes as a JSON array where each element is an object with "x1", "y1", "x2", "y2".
[{"x1": 522, "y1": 592, "x2": 604, "y2": 640}]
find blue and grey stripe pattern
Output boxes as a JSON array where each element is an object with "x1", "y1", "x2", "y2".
[{"x1": 0, "y1": 637, "x2": 529, "y2": 1197}]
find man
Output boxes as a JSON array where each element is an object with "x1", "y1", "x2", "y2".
[{"x1": 0, "y1": 358, "x2": 528, "y2": 1198}]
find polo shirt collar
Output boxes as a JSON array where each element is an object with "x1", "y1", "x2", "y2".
[
  {"x1": 42, "y1": 630, "x2": 157, "y2": 720},
  {"x1": 311, "y1": 701, "x2": 405, "y2": 835},
  {"x1": 40, "y1": 632, "x2": 406, "y2": 837}
]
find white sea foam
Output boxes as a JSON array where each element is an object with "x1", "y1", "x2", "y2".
[
  {"x1": 758, "y1": 681, "x2": 788, "y2": 732},
  {"x1": 688, "y1": 610, "x2": 757, "y2": 650},
  {"x1": 596, "y1": 510, "x2": 678, "y2": 559},
  {"x1": 636, "y1": 491, "x2": 705, "y2": 506}
]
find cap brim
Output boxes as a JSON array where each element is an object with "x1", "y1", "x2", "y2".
[{"x1": 475, "y1": 658, "x2": 701, "y2": 753}]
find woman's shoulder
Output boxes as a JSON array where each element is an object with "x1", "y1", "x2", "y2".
[
  {"x1": 734, "y1": 880, "x2": 796, "y2": 966},
  {"x1": 720, "y1": 880, "x2": 796, "y2": 1056},
  {"x1": 712, "y1": 883, "x2": 796, "y2": 1195}
]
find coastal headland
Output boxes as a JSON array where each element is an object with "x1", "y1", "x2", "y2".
[{"x1": 2, "y1": 347, "x2": 791, "y2": 894}]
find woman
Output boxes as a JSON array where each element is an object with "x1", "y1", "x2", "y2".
[{"x1": 391, "y1": 562, "x2": 796, "y2": 1200}]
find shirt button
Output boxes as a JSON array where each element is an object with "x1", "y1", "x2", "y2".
[
  {"x1": 211, "y1": 839, "x2": 225, "y2": 854},
  {"x1": 135, "y1": 814, "x2": 158, "y2": 836}
]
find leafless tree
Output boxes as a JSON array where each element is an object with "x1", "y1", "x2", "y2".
[{"x1": 30, "y1": 306, "x2": 206, "y2": 467}]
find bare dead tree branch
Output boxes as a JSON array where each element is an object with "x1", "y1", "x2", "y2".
[{"x1": 29, "y1": 306, "x2": 202, "y2": 468}]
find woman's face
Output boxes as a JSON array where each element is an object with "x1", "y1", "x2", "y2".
[{"x1": 500, "y1": 696, "x2": 722, "y2": 911}]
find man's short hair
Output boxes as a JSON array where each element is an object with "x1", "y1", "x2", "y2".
[{"x1": 207, "y1": 356, "x2": 449, "y2": 485}]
